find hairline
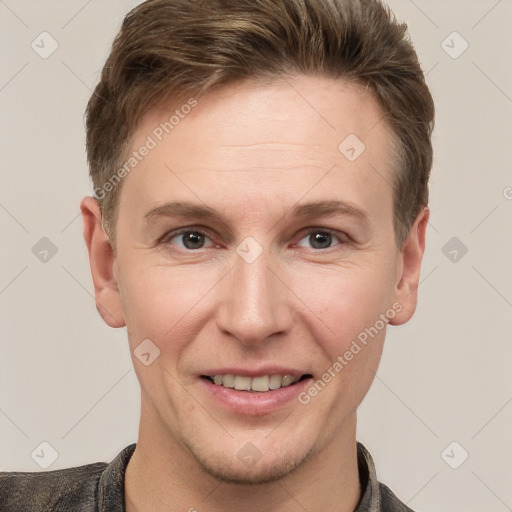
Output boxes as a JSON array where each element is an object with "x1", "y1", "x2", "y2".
[{"x1": 101, "y1": 74, "x2": 412, "y2": 252}]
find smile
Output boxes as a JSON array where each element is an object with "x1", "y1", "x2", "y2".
[{"x1": 203, "y1": 374, "x2": 311, "y2": 392}]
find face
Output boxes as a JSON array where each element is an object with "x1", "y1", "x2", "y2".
[{"x1": 82, "y1": 75, "x2": 427, "y2": 484}]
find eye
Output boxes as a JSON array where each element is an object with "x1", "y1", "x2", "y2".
[
  {"x1": 165, "y1": 229, "x2": 214, "y2": 250},
  {"x1": 296, "y1": 229, "x2": 344, "y2": 250}
]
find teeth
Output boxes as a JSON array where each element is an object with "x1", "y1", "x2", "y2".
[
  {"x1": 269, "y1": 375, "x2": 282, "y2": 390},
  {"x1": 251, "y1": 375, "x2": 269, "y2": 392},
  {"x1": 234, "y1": 376, "x2": 251, "y2": 391},
  {"x1": 222, "y1": 374, "x2": 235, "y2": 388},
  {"x1": 281, "y1": 375, "x2": 294, "y2": 387},
  {"x1": 211, "y1": 374, "x2": 299, "y2": 392}
]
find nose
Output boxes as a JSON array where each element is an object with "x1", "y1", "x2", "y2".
[{"x1": 216, "y1": 249, "x2": 293, "y2": 346}]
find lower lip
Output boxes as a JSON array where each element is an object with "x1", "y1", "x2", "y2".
[{"x1": 200, "y1": 377, "x2": 312, "y2": 416}]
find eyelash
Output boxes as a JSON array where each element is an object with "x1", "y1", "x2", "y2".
[
  {"x1": 160, "y1": 227, "x2": 350, "y2": 251},
  {"x1": 160, "y1": 227, "x2": 214, "y2": 248}
]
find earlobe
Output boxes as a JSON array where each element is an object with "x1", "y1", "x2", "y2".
[
  {"x1": 389, "y1": 207, "x2": 429, "y2": 326},
  {"x1": 80, "y1": 196, "x2": 126, "y2": 328}
]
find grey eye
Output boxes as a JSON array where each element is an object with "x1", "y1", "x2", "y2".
[
  {"x1": 297, "y1": 231, "x2": 337, "y2": 249},
  {"x1": 168, "y1": 230, "x2": 213, "y2": 250}
]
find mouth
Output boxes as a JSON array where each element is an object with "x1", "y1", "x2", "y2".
[
  {"x1": 199, "y1": 368, "x2": 314, "y2": 415},
  {"x1": 201, "y1": 373, "x2": 312, "y2": 392}
]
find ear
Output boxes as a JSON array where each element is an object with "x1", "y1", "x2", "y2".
[
  {"x1": 389, "y1": 207, "x2": 429, "y2": 326},
  {"x1": 80, "y1": 196, "x2": 125, "y2": 328}
]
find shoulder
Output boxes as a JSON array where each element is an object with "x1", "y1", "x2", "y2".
[
  {"x1": 378, "y1": 482, "x2": 415, "y2": 512},
  {"x1": 356, "y1": 442, "x2": 415, "y2": 512},
  {"x1": 0, "y1": 461, "x2": 108, "y2": 512}
]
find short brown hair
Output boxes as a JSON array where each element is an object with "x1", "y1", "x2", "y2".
[{"x1": 86, "y1": 0, "x2": 434, "y2": 248}]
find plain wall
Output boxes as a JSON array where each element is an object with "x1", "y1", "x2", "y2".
[{"x1": 0, "y1": 1, "x2": 511, "y2": 510}]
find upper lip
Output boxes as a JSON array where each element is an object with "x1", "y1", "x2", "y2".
[{"x1": 200, "y1": 367, "x2": 310, "y2": 378}]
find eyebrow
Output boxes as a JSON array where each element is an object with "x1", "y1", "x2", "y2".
[
  {"x1": 291, "y1": 200, "x2": 368, "y2": 221},
  {"x1": 144, "y1": 199, "x2": 369, "y2": 224},
  {"x1": 145, "y1": 201, "x2": 220, "y2": 222}
]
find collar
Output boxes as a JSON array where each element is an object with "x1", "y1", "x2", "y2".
[{"x1": 99, "y1": 442, "x2": 412, "y2": 512}]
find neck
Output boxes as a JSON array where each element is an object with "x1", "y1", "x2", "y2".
[{"x1": 125, "y1": 411, "x2": 361, "y2": 512}]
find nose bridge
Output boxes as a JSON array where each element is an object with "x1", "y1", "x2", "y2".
[{"x1": 217, "y1": 248, "x2": 289, "y2": 344}]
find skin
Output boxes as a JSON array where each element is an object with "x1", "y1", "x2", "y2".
[{"x1": 81, "y1": 75, "x2": 428, "y2": 512}]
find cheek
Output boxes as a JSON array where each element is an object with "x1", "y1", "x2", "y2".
[
  {"x1": 117, "y1": 260, "x2": 221, "y2": 351},
  {"x1": 294, "y1": 265, "x2": 392, "y2": 418},
  {"x1": 289, "y1": 260, "x2": 396, "y2": 357}
]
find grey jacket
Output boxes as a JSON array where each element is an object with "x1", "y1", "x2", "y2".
[{"x1": 0, "y1": 442, "x2": 414, "y2": 511}]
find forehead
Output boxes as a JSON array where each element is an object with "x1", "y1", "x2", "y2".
[{"x1": 120, "y1": 75, "x2": 395, "y2": 222}]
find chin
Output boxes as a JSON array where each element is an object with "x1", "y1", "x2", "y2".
[{"x1": 183, "y1": 437, "x2": 314, "y2": 485}]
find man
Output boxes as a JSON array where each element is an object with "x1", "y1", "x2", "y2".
[{"x1": 0, "y1": 0, "x2": 434, "y2": 510}]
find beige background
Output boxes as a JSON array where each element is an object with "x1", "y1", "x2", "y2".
[{"x1": 1, "y1": 1, "x2": 511, "y2": 510}]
